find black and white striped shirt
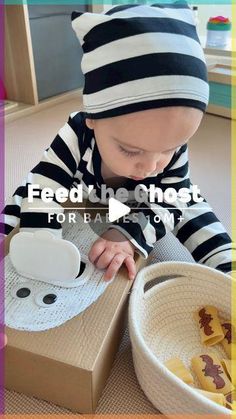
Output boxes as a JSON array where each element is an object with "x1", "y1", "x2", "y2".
[{"x1": 1, "y1": 111, "x2": 235, "y2": 272}]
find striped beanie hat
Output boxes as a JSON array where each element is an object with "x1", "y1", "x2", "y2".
[{"x1": 71, "y1": 3, "x2": 209, "y2": 119}]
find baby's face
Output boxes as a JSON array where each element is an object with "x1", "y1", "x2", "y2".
[{"x1": 86, "y1": 107, "x2": 203, "y2": 180}]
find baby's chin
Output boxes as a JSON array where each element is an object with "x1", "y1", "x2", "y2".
[
  {"x1": 113, "y1": 171, "x2": 148, "y2": 180},
  {"x1": 106, "y1": 166, "x2": 129, "y2": 179},
  {"x1": 107, "y1": 165, "x2": 158, "y2": 179}
]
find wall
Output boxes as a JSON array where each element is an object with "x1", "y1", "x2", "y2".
[{"x1": 28, "y1": 5, "x2": 87, "y2": 101}]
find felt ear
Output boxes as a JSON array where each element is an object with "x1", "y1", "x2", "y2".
[
  {"x1": 71, "y1": 10, "x2": 87, "y2": 46},
  {"x1": 71, "y1": 10, "x2": 111, "y2": 46},
  {"x1": 71, "y1": 10, "x2": 83, "y2": 22}
]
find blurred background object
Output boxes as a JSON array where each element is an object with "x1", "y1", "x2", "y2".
[
  {"x1": 206, "y1": 15, "x2": 231, "y2": 48},
  {"x1": 28, "y1": 5, "x2": 86, "y2": 101}
]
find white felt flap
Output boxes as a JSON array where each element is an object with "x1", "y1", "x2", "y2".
[
  {"x1": 9, "y1": 231, "x2": 81, "y2": 284},
  {"x1": 5, "y1": 213, "x2": 114, "y2": 331}
]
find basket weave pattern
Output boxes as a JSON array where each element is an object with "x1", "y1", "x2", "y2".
[{"x1": 129, "y1": 262, "x2": 232, "y2": 414}]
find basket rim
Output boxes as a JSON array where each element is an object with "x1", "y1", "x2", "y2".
[
  {"x1": 142, "y1": 272, "x2": 231, "y2": 305},
  {"x1": 129, "y1": 261, "x2": 232, "y2": 414},
  {"x1": 132, "y1": 261, "x2": 231, "y2": 295}
]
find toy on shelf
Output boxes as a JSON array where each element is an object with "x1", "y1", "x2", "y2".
[
  {"x1": 0, "y1": 78, "x2": 18, "y2": 112},
  {"x1": 206, "y1": 16, "x2": 231, "y2": 48}
]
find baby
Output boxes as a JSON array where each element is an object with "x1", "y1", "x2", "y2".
[{"x1": 1, "y1": 3, "x2": 235, "y2": 281}]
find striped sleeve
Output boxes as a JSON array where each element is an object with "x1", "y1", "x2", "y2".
[
  {"x1": 173, "y1": 197, "x2": 235, "y2": 273},
  {"x1": 111, "y1": 145, "x2": 235, "y2": 273},
  {"x1": 110, "y1": 146, "x2": 188, "y2": 258},
  {"x1": 163, "y1": 145, "x2": 235, "y2": 273},
  {"x1": 0, "y1": 112, "x2": 83, "y2": 240}
]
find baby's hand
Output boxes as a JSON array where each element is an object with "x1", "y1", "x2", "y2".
[{"x1": 88, "y1": 229, "x2": 136, "y2": 281}]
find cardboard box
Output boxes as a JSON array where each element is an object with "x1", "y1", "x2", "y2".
[{"x1": 4, "y1": 207, "x2": 146, "y2": 413}]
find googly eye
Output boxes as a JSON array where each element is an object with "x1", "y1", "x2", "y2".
[
  {"x1": 35, "y1": 290, "x2": 59, "y2": 308},
  {"x1": 43, "y1": 294, "x2": 57, "y2": 305},
  {"x1": 16, "y1": 288, "x2": 31, "y2": 298},
  {"x1": 11, "y1": 283, "x2": 32, "y2": 299}
]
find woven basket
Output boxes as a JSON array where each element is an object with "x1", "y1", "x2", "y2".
[{"x1": 129, "y1": 261, "x2": 232, "y2": 415}]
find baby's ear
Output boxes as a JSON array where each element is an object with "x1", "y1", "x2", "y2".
[{"x1": 85, "y1": 118, "x2": 95, "y2": 130}]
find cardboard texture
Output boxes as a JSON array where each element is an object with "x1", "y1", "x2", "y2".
[{"x1": 4, "y1": 205, "x2": 146, "y2": 413}]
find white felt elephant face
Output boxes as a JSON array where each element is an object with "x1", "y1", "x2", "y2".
[{"x1": 4, "y1": 213, "x2": 111, "y2": 332}]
